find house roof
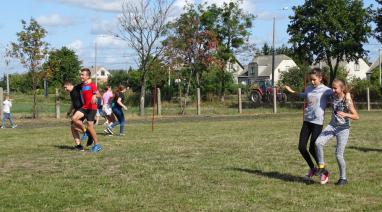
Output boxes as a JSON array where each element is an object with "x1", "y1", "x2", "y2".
[
  {"x1": 250, "y1": 54, "x2": 294, "y2": 76},
  {"x1": 368, "y1": 53, "x2": 382, "y2": 73}
]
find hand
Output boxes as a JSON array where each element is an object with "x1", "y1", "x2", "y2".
[
  {"x1": 336, "y1": 111, "x2": 347, "y2": 118},
  {"x1": 123, "y1": 106, "x2": 128, "y2": 111},
  {"x1": 91, "y1": 95, "x2": 97, "y2": 104}
]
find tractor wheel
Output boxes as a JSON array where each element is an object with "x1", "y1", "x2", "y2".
[{"x1": 250, "y1": 91, "x2": 262, "y2": 106}]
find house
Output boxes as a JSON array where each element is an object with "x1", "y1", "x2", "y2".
[
  {"x1": 238, "y1": 54, "x2": 297, "y2": 85},
  {"x1": 367, "y1": 53, "x2": 382, "y2": 77},
  {"x1": 89, "y1": 66, "x2": 112, "y2": 84},
  {"x1": 226, "y1": 60, "x2": 245, "y2": 84},
  {"x1": 313, "y1": 58, "x2": 370, "y2": 80}
]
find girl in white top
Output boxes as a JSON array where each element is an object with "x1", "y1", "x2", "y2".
[{"x1": 2, "y1": 95, "x2": 17, "y2": 128}]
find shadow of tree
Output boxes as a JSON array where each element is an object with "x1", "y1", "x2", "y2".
[
  {"x1": 229, "y1": 167, "x2": 315, "y2": 184},
  {"x1": 348, "y1": 146, "x2": 382, "y2": 153}
]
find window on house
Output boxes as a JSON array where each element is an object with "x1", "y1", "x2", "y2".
[
  {"x1": 354, "y1": 63, "x2": 360, "y2": 71},
  {"x1": 101, "y1": 71, "x2": 105, "y2": 76}
]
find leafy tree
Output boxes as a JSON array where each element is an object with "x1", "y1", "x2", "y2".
[
  {"x1": 201, "y1": 0, "x2": 254, "y2": 101},
  {"x1": 116, "y1": 0, "x2": 175, "y2": 116},
  {"x1": 288, "y1": 0, "x2": 372, "y2": 85},
  {"x1": 107, "y1": 70, "x2": 129, "y2": 89},
  {"x1": 43, "y1": 47, "x2": 82, "y2": 88},
  {"x1": 8, "y1": 18, "x2": 49, "y2": 118},
  {"x1": 375, "y1": 0, "x2": 382, "y2": 43}
]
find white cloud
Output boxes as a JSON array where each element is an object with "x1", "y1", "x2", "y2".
[
  {"x1": 36, "y1": 13, "x2": 74, "y2": 27},
  {"x1": 66, "y1": 40, "x2": 84, "y2": 55},
  {"x1": 91, "y1": 18, "x2": 118, "y2": 35},
  {"x1": 94, "y1": 35, "x2": 127, "y2": 48},
  {"x1": 56, "y1": 0, "x2": 124, "y2": 12}
]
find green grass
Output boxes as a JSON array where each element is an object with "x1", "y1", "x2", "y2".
[{"x1": 1, "y1": 111, "x2": 381, "y2": 211}]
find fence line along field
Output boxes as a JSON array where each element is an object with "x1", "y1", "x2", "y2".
[{"x1": 0, "y1": 110, "x2": 381, "y2": 211}]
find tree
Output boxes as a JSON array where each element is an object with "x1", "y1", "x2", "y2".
[
  {"x1": 116, "y1": 0, "x2": 175, "y2": 116},
  {"x1": 288, "y1": 0, "x2": 372, "y2": 85},
  {"x1": 375, "y1": 0, "x2": 382, "y2": 43},
  {"x1": 43, "y1": 47, "x2": 82, "y2": 88},
  {"x1": 163, "y1": 3, "x2": 220, "y2": 114},
  {"x1": 107, "y1": 70, "x2": 129, "y2": 89},
  {"x1": 201, "y1": 0, "x2": 255, "y2": 101},
  {"x1": 8, "y1": 18, "x2": 49, "y2": 118}
]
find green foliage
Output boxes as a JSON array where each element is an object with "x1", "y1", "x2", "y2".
[
  {"x1": 375, "y1": 0, "x2": 382, "y2": 43},
  {"x1": 8, "y1": 18, "x2": 49, "y2": 118},
  {"x1": 288, "y1": 0, "x2": 372, "y2": 83},
  {"x1": 107, "y1": 70, "x2": 129, "y2": 89},
  {"x1": 43, "y1": 47, "x2": 81, "y2": 88}
]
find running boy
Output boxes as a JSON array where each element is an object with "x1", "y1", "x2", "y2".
[
  {"x1": 284, "y1": 68, "x2": 333, "y2": 179},
  {"x1": 1, "y1": 95, "x2": 17, "y2": 129},
  {"x1": 316, "y1": 79, "x2": 359, "y2": 186},
  {"x1": 71, "y1": 68, "x2": 102, "y2": 152}
]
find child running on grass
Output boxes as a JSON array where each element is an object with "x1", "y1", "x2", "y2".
[
  {"x1": 284, "y1": 67, "x2": 333, "y2": 180},
  {"x1": 1, "y1": 95, "x2": 17, "y2": 129},
  {"x1": 315, "y1": 79, "x2": 359, "y2": 186},
  {"x1": 105, "y1": 85, "x2": 128, "y2": 136}
]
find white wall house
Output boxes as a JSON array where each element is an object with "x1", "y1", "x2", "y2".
[
  {"x1": 89, "y1": 66, "x2": 112, "y2": 84},
  {"x1": 313, "y1": 58, "x2": 370, "y2": 80},
  {"x1": 237, "y1": 54, "x2": 298, "y2": 85},
  {"x1": 226, "y1": 60, "x2": 245, "y2": 84}
]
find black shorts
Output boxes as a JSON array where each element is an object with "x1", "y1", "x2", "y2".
[{"x1": 78, "y1": 108, "x2": 97, "y2": 122}]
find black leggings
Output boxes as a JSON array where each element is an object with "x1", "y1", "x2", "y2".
[{"x1": 298, "y1": 121, "x2": 323, "y2": 169}]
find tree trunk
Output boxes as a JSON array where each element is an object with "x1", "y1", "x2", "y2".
[{"x1": 139, "y1": 79, "x2": 146, "y2": 116}]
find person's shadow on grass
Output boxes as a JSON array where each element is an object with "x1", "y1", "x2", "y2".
[
  {"x1": 230, "y1": 167, "x2": 314, "y2": 185},
  {"x1": 54, "y1": 145, "x2": 75, "y2": 150},
  {"x1": 348, "y1": 146, "x2": 382, "y2": 153}
]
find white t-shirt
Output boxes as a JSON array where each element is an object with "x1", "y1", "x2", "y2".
[{"x1": 3, "y1": 100, "x2": 12, "y2": 113}]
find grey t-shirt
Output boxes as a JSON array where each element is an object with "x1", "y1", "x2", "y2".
[
  {"x1": 329, "y1": 96, "x2": 350, "y2": 128},
  {"x1": 299, "y1": 84, "x2": 333, "y2": 125}
]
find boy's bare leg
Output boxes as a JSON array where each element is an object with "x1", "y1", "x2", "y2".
[{"x1": 86, "y1": 121, "x2": 98, "y2": 145}]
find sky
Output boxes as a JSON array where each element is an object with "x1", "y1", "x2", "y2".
[{"x1": 0, "y1": 0, "x2": 380, "y2": 75}]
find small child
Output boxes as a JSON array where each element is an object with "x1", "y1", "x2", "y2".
[
  {"x1": 2, "y1": 95, "x2": 17, "y2": 129},
  {"x1": 315, "y1": 79, "x2": 359, "y2": 186}
]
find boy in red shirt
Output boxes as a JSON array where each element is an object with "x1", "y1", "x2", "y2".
[{"x1": 72, "y1": 68, "x2": 101, "y2": 152}]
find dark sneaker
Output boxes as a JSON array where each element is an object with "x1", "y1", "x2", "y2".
[
  {"x1": 304, "y1": 167, "x2": 317, "y2": 180},
  {"x1": 86, "y1": 136, "x2": 94, "y2": 147},
  {"x1": 316, "y1": 167, "x2": 327, "y2": 176},
  {"x1": 335, "y1": 179, "x2": 348, "y2": 186},
  {"x1": 75, "y1": 145, "x2": 84, "y2": 151},
  {"x1": 320, "y1": 170, "x2": 329, "y2": 185},
  {"x1": 91, "y1": 144, "x2": 102, "y2": 152}
]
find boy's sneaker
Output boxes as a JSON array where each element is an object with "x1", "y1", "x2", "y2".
[
  {"x1": 75, "y1": 144, "x2": 84, "y2": 151},
  {"x1": 304, "y1": 167, "x2": 317, "y2": 180},
  {"x1": 119, "y1": 133, "x2": 125, "y2": 136},
  {"x1": 1, "y1": 126, "x2": 4, "y2": 129},
  {"x1": 335, "y1": 179, "x2": 348, "y2": 186},
  {"x1": 86, "y1": 136, "x2": 94, "y2": 147},
  {"x1": 91, "y1": 144, "x2": 102, "y2": 152},
  {"x1": 320, "y1": 170, "x2": 329, "y2": 185},
  {"x1": 11, "y1": 125, "x2": 17, "y2": 128},
  {"x1": 81, "y1": 131, "x2": 88, "y2": 141},
  {"x1": 106, "y1": 127, "x2": 113, "y2": 135}
]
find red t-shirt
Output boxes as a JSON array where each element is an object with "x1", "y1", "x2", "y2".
[{"x1": 81, "y1": 82, "x2": 98, "y2": 110}]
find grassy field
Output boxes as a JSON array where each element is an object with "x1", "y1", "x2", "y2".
[{"x1": 0, "y1": 111, "x2": 381, "y2": 211}]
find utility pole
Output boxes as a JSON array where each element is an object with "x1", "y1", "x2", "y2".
[
  {"x1": 94, "y1": 41, "x2": 98, "y2": 87},
  {"x1": 272, "y1": 16, "x2": 277, "y2": 114}
]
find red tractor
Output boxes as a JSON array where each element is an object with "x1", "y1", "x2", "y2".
[{"x1": 249, "y1": 79, "x2": 287, "y2": 106}]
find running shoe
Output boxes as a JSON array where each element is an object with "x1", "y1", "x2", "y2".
[
  {"x1": 106, "y1": 127, "x2": 113, "y2": 135},
  {"x1": 11, "y1": 125, "x2": 17, "y2": 128},
  {"x1": 1, "y1": 126, "x2": 4, "y2": 129},
  {"x1": 320, "y1": 170, "x2": 329, "y2": 185},
  {"x1": 91, "y1": 144, "x2": 102, "y2": 152},
  {"x1": 335, "y1": 179, "x2": 348, "y2": 186},
  {"x1": 75, "y1": 144, "x2": 84, "y2": 151},
  {"x1": 119, "y1": 133, "x2": 125, "y2": 136}
]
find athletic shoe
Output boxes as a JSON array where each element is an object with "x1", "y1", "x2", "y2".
[
  {"x1": 119, "y1": 133, "x2": 125, "y2": 136},
  {"x1": 91, "y1": 144, "x2": 102, "y2": 152},
  {"x1": 75, "y1": 144, "x2": 84, "y2": 151},
  {"x1": 1, "y1": 126, "x2": 4, "y2": 129},
  {"x1": 11, "y1": 125, "x2": 17, "y2": 128},
  {"x1": 304, "y1": 167, "x2": 317, "y2": 180},
  {"x1": 86, "y1": 136, "x2": 94, "y2": 147},
  {"x1": 81, "y1": 131, "x2": 88, "y2": 141},
  {"x1": 106, "y1": 127, "x2": 113, "y2": 135},
  {"x1": 320, "y1": 170, "x2": 329, "y2": 185},
  {"x1": 335, "y1": 179, "x2": 348, "y2": 186}
]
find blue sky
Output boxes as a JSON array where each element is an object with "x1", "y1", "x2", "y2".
[{"x1": 0, "y1": 0, "x2": 380, "y2": 75}]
